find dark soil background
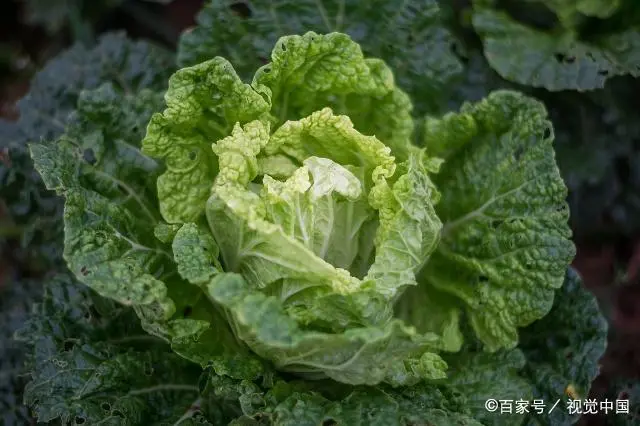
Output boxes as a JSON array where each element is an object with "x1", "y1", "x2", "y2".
[{"x1": 1, "y1": 1, "x2": 639, "y2": 425}]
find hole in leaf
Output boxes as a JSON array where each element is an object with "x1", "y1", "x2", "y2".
[
  {"x1": 281, "y1": 43, "x2": 287, "y2": 52},
  {"x1": 543, "y1": 127, "x2": 552, "y2": 139},
  {"x1": 322, "y1": 420, "x2": 337, "y2": 426},
  {"x1": 230, "y1": 2, "x2": 252, "y2": 18},
  {"x1": 598, "y1": 69, "x2": 609, "y2": 77},
  {"x1": 554, "y1": 52, "x2": 575, "y2": 63},
  {"x1": 63, "y1": 340, "x2": 75, "y2": 351},
  {"x1": 183, "y1": 305, "x2": 193, "y2": 318},
  {"x1": 491, "y1": 219, "x2": 503, "y2": 228},
  {"x1": 80, "y1": 266, "x2": 89, "y2": 276},
  {"x1": 75, "y1": 417, "x2": 86, "y2": 425},
  {"x1": 83, "y1": 148, "x2": 97, "y2": 165},
  {"x1": 514, "y1": 145, "x2": 524, "y2": 161},
  {"x1": 189, "y1": 150, "x2": 197, "y2": 161},
  {"x1": 101, "y1": 402, "x2": 111, "y2": 412},
  {"x1": 479, "y1": 275, "x2": 488, "y2": 282},
  {"x1": 143, "y1": 363, "x2": 154, "y2": 376},
  {"x1": 451, "y1": 42, "x2": 466, "y2": 61}
]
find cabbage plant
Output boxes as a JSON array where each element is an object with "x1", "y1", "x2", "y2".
[{"x1": 24, "y1": 32, "x2": 606, "y2": 425}]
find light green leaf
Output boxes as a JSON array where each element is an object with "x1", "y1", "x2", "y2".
[
  {"x1": 141, "y1": 57, "x2": 271, "y2": 223},
  {"x1": 421, "y1": 91, "x2": 575, "y2": 351},
  {"x1": 207, "y1": 117, "x2": 388, "y2": 330},
  {"x1": 395, "y1": 284, "x2": 464, "y2": 352},
  {"x1": 172, "y1": 223, "x2": 221, "y2": 285},
  {"x1": 366, "y1": 149, "x2": 442, "y2": 299},
  {"x1": 205, "y1": 273, "x2": 446, "y2": 386},
  {"x1": 178, "y1": 0, "x2": 463, "y2": 115},
  {"x1": 154, "y1": 222, "x2": 181, "y2": 244},
  {"x1": 261, "y1": 156, "x2": 372, "y2": 270},
  {"x1": 253, "y1": 31, "x2": 414, "y2": 159},
  {"x1": 208, "y1": 111, "x2": 441, "y2": 319}
]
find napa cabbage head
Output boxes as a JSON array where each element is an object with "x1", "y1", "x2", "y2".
[
  {"x1": 31, "y1": 31, "x2": 574, "y2": 388},
  {"x1": 140, "y1": 32, "x2": 450, "y2": 385}
]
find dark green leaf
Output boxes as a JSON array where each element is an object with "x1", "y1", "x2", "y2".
[
  {"x1": 444, "y1": 349, "x2": 532, "y2": 426},
  {"x1": 472, "y1": 2, "x2": 640, "y2": 90},
  {"x1": 0, "y1": 31, "x2": 174, "y2": 273},
  {"x1": 202, "y1": 370, "x2": 483, "y2": 425},
  {"x1": 518, "y1": 268, "x2": 608, "y2": 425},
  {"x1": 16, "y1": 273, "x2": 221, "y2": 425},
  {"x1": 0, "y1": 277, "x2": 42, "y2": 425}
]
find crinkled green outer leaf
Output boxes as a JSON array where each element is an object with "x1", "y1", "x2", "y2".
[
  {"x1": 141, "y1": 57, "x2": 271, "y2": 223},
  {"x1": 205, "y1": 273, "x2": 446, "y2": 386},
  {"x1": 0, "y1": 33, "x2": 174, "y2": 424},
  {"x1": 420, "y1": 90, "x2": 575, "y2": 351},
  {"x1": 15, "y1": 273, "x2": 225, "y2": 425},
  {"x1": 178, "y1": 0, "x2": 463, "y2": 115},
  {"x1": 472, "y1": 1, "x2": 640, "y2": 90},
  {"x1": 17, "y1": 273, "x2": 479, "y2": 425},
  {"x1": 31, "y1": 84, "x2": 171, "y2": 316},
  {"x1": 30, "y1": 82, "x2": 262, "y2": 382},
  {"x1": 253, "y1": 31, "x2": 414, "y2": 161},
  {"x1": 444, "y1": 349, "x2": 532, "y2": 426},
  {"x1": 172, "y1": 222, "x2": 222, "y2": 285},
  {"x1": 6, "y1": 32, "x2": 174, "y2": 154},
  {"x1": 0, "y1": 31, "x2": 174, "y2": 273},
  {"x1": 203, "y1": 369, "x2": 483, "y2": 426},
  {"x1": 30, "y1": 84, "x2": 185, "y2": 350},
  {"x1": 518, "y1": 268, "x2": 608, "y2": 425},
  {"x1": 394, "y1": 283, "x2": 464, "y2": 352}
]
